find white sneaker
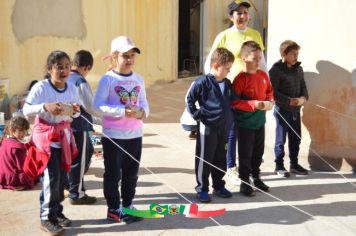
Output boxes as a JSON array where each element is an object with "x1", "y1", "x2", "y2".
[{"x1": 226, "y1": 167, "x2": 240, "y2": 185}]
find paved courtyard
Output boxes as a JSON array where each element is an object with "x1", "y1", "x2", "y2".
[{"x1": 1, "y1": 78, "x2": 356, "y2": 236}]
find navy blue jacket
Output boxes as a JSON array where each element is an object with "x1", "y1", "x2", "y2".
[
  {"x1": 67, "y1": 70, "x2": 94, "y2": 132},
  {"x1": 186, "y1": 74, "x2": 232, "y2": 129}
]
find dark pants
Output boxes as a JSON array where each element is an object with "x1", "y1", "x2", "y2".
[
  {"x1": 237, "y1": 126, "x2": 265, "y2": 181},
  {"x1": 68, "y1": 131, "x2": 94, "y2": 199},
  {"x1": 226, "y1": 119, "x2": 237, "y2": 168},
  {"x1": 273, "y1": 106, "x2": 301, "y2": 167},
  {"x1": 195, "y1": 122, "x2": 227, "y2": 193},
  {"x1": 40, "y1": 147, "x2": 66, "y2": 221},
  {"x1": 102, "y1": 137, "x2": 142, "y2": 209}
]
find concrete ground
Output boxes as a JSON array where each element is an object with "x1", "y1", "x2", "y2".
[{"x1": 1, "y1": 78, "x2": 356, "y2": 236}]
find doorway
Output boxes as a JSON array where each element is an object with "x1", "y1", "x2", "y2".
[{"x1": 178, "y1": 0, "x2": 202, "y2": 78}]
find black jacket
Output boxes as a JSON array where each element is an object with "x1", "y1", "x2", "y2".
[
  {"x1": 186, "y1": 74, "x2": 232, "y2": 129},
  {"x1": 269, "y1": 60, "x2": 309, "y2": 112}
]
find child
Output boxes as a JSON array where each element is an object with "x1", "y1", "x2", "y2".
[
  {"x1": 93, "y1": 36, "x2": 149, "y2": 223},
  {"x1": 180, "y1": 82, "x2": 198, "y2": 140},
  {"x1": 204, "y1": 1, "x2": 268, "y2": 185},
  {"x1": 23, "y1": 50, "x2": 80, "y2": 235},
  {"x1": 231, "y1": 41, "x2": 274, "y2": 196},
  {"x1": 67, "y1": 50, "x2": 99, "y2": 205},
  {"x1": 269, "y1": 40, "x2": 309, "y2": 177},
  {"x1": 0, "y1": 116, "x2": 34, "y2": 190},
  {"x1": 180, "y1": 108, "x2": 197, "y2": 139},
  {"x1": 187, "y1": 47, "x2": 234, "y2": 203}
]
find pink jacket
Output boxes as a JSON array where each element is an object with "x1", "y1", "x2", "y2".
[{"x1": 31, "y1": 117, "x2": 78, "y2": 172}]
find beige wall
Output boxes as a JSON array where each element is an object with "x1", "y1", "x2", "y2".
[
  {"x1": 0, "y1": 0, "x2": 178, "y2": 96},
  {"x1": 267, "y1": 0, "x2": 356, "y2": 170}
]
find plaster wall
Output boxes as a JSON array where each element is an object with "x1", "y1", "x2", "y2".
[
  {"x1": 267, "y1": 0, "x2": 356, "y2": 170},
  {"x1": 0, "y1": 0, "x2": 178, "y2": 96}
]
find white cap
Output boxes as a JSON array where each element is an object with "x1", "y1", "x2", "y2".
[{"x1": 110, "y1": 36, "x2": 140, "y2": 54}]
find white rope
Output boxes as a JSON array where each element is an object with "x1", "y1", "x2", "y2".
[
  {"x1": 81, "y1": 115, "x2": 235, "y2": 235},
  {"x1": 308, "y1": 101, "x2": 356, "y2": 121},
  {"x1": 82, "y1": 113, "x2": 354, "y2": 235},
  {"x1": 274, "y1": 108, "x2": 356, "y2": 189},
  {"x1": 144, "y1": 125, "x2": 354, "y2": 236}
]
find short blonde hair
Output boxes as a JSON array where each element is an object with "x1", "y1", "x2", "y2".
[
  {"x1": 280, "y1": 40, "x2": 300, "y2": 55},
  {"x1": 210, "y1": 48, "x2": 235, "y2": 67},
  {"x1": 240, "y1": 40, "x2": 261, "y2": 58}
]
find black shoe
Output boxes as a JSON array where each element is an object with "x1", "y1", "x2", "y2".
[
  {"x1": 189, "y1": 131, "x2": 197, "y2": 139},
  {"x1": 69, "y1": 194, "x2": 97, "y2": 205},
  {"x1": 290, "y1": 164, "x2": 308, "y2": 175},
  {"x1": 253, "y1": 178, "x2": 270, "y2": 192},
  {"x1": 40, "y1": 220, "x2": 64, "y2": 235},
  {"x1": 57, "y1": 215, "x2": 71, "y2": 227},
  {"x1": 240, "y1": 182, "x2": 256, "y2": 197}
]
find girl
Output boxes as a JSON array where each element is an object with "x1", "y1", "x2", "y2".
[
  {"x1": 23, "y1": 50, "x2": 80, "y2": 235},
  {"x1": 0, "y1": 116, "x2": 34, "y2": 190},
  {"x1": 93, "y1": 36, "x2": 149, "y2": 224}
]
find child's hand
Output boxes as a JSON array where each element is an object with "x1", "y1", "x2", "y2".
[
  {"x1": 263, "y1": 101, "x2": 274, "y2": 111},
  {"x1": 296, "y1": 97, "x2": 306, "y2": 106},
  {"x1": 290, "y1": 97, "x2": 306, "y2": 106},
  {"x1": 125, "y1": 105, "x2": 133, "y2": 117},
  {"x1": 131, "y1": 105, "x2": 145, "y2": 119},
  {"x1": 44, "y1": 102, "x2": 63, "y2": 115},
  {"x1": 289, "y1": 98, "x2": 299, "y2": 106},
  {"x1": 72, "y1": 103, "x2": 80, "y2": 113},
  {"x1": 255, "y1": 101, "x2": 265, "y2": 110}
]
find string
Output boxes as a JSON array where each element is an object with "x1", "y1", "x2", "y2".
[
  {"x1": 273, "y1": 108, "x2": 356, "y2": 189},
  {"x1": 80, "y1": 115, "x2": 235, "y2": 235}
]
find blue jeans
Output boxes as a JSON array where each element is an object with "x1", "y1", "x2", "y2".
[
  {"x1": 273, "y1": 106, "x2": 301, "y2": 167},
  {"x1": 226, "y1": 120, "x2": 237, "y2": 168}
]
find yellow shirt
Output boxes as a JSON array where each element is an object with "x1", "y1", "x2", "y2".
[{"x1": 205, "y1": 27, "x2": 265, "y2": 81}]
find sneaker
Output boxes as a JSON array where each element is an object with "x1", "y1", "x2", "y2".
[
  {"x1": 274, "y1": 166, "x2": 290, "y2": 177},
  {"x1": 189, "y1": 131, "x2": 197, "y2": 139},
  {"x1": 107, "y1": 208, "x2": 122, "y2": 223},
  {"x1": 57, "y1": 215, "x2": 71, "y2": 227},
  {"x1": 253, "y1": 178, "x2": 270, "y2": 192},
  {"x1": 196, "y1": 191, "x2": 211, "y2": 203},
  {"x1": 290, "y1": 164, "x2": 308, "y2": 175},
  {"x1": 69, "y1": 194, "x2": 97, "y2": 205},
  {"x1": 226, "y1": 167, "x2": 240, "y2": 185},
  {"x1": 121, "y1": 206, "x2": 143, "y2": 224},
  {"x1": 213, "y1": 187, "x2": 232, "y2": 198},
  {"x1": 240, "y1": 182, "x2": 256, "y2": 197},
  {"x1": 40, "y1": 220, "x2": 64, "y2": 235}
]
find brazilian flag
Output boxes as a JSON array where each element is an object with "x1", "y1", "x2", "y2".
[{"x1": 150, "y1": 204, "x2": 168, "y2": 215}]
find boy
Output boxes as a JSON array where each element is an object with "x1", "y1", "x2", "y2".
[
  {"x1": 269, "y1": 40, "x2": 309, "y2": 177},
  {"x1": 204, "y1": 0, "x2": 267, "y2": 186},
  {"x1": 67, "y1": 50, "x2": 100, "y2": 204},
  {"x1": 187, "y1": 48, "x2": 234, "y2": 203},
  {"x1": 231, "y1": 41, "x2": 274, "y2": 197}
]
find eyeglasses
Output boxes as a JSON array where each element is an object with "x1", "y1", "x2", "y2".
[{"x1": 53, "y1": 64, "x2": 71, "y2": 72}]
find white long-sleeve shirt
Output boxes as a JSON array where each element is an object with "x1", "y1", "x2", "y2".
[{"x1": 93, "y1": 70, "x2": 149, "y2": 139}]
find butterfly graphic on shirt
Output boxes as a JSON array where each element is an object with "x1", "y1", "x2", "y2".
[{"x1": 114, "y1": 86, "x2": 141, "y2": 105}]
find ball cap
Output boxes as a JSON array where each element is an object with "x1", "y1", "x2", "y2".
[
  {"x1": 103, "y1": 36, "x2": 140, "y2": 60},
  {"x1": 228, "y1": 0, "x2": 251, "y2": 15}
]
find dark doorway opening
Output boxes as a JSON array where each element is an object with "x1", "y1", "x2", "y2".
[{"x1": 178, "y1": 0, "x2": 201, "y2": 78}]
